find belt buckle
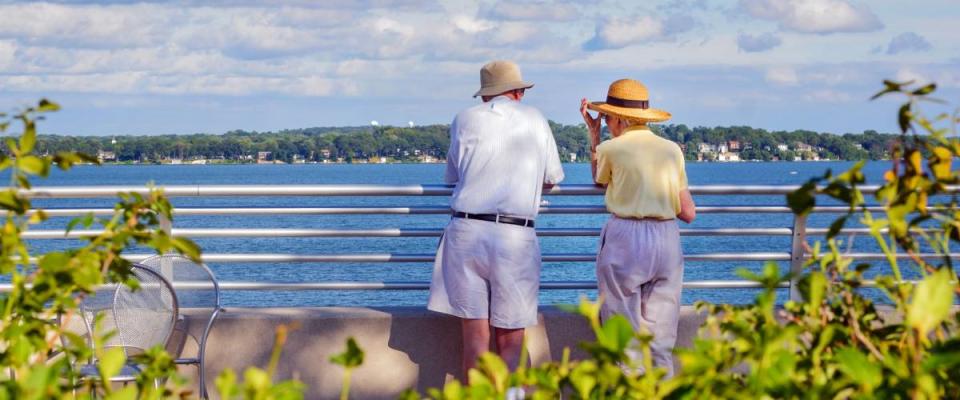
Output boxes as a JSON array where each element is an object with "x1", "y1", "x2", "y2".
[{"x1": 495, "y1": 214, "x2": 501, "y2": 223}]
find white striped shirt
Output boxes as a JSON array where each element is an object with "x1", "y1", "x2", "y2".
[{"x1": 445, "y1": 96, "x2": 565, "y2": 219}]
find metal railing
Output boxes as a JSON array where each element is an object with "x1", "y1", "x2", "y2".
[{"x1": 12, "y1": 184, "x2": 959, "y2": 301}]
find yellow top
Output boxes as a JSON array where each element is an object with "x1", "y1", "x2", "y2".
[{"x1": 595, "y1": 126, "x2": 688, "y2": 219}]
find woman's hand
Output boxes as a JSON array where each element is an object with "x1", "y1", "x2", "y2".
[
  {"x1": 580, "y1": 98, "x2": 602, "y2": 152},
  {"x1": 580, "y1": 98, "x2": 601, "y2": 135}
]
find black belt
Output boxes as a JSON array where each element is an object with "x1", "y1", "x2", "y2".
[{"x1": 452, "y1": 211, "x2": 535, "y2": 228}]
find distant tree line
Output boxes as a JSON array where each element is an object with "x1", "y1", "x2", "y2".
[{"x1": 32, "y1": 122, "x2": 898, "y2": 163}]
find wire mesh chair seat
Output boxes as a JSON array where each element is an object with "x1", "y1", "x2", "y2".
[
  {"x1": 66, "y1": 264, "x2": 178, "y2": 386},
  {"x1": 138, "y1": 254, "x2": 223, "y2": 399}
]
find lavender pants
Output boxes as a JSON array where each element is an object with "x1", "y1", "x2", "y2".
[{"x1": 596, "y1": 216, "x2": 684, "y2": 377}]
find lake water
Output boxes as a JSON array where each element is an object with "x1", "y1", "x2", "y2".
[{"x1": 22, "y1": 161, "x2": 912, "y2": 307}]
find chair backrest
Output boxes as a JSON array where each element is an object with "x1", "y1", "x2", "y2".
[
  {"x1": 71, "y1": 264, "x2": 179, "y2": 357},
  {"x1": 137, "y1": 254, "x2": 221, "y2": 310}
]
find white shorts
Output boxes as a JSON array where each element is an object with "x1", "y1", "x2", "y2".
[{"x1": 427, "y1": 217, "x2": 541, "y2": 329}]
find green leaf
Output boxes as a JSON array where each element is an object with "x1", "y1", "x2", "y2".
[
  {"x1": 99, "y1": 346, "x2": 127, "y2": 381},
  {"x1": 19, "y1": 127, "x2": 35, "y2": 154},
  {"x1": 569, "y1": 361, "x2": 599, "y2": 399},
  {"x1": 898, "y1": 103, "x2": 912, "y2": 134},
  {"x1": 834, "y1": 347, "x2": 881, "y2": 390},
  {"x1": 912, "y1": 83, "x2": 936, "y2": 96},
  {"x1": 171, "y1": 236, "x2": 202, "y2": 262},
  {"x1": 0, "y1": 189, "x2": 28, "y2": 213},
  {"x1": 476, "y1": 352, "x2": 509, "y2": 392},
  {"x1": 597, "y1": 315, "x2": 634, "y2": 353},
  {"x1": 243, "y1": 367, "x2": 271, "y2": 392},
  {"x1": 104, "y1": 386, "x2": 137, "y2": 400},
  {"x1": 826, "y1": 215, "x2": 848, "y2": 239},
  {"x1": 786, "y1": 181, "x2": 817, "y2": 216},
  {"x1": 37, "y1": 99, "x2": 60, "y2": 112},
  {"x1": 329, "y1": 337, "x2": 364, "y2": 368},
  {"x1": 806, "y1": 271, "x2": 827, "y2": 315},
  {"x1": 907, "y1": 268, "x2": 956, "y2": 335},
  {"x1": 215, "y1": 368, "x2": 239, "y2": 398},
  {"x1": 16, "y1": 155, "x2": 49, "y2": 176},
  {"x1": 871, "y1": 79, "x2": 906, "y2": 100}
]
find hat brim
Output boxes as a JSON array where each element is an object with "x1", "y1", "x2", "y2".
[
  {"x1": 473, "y1": 81, "x2": 534, "y2": 98},
  {"x1": 587, "y1": 102, "x2": 671, "y2": 123}
]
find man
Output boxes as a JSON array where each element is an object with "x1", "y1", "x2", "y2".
[{"x1": 428, "y1": 60, "x2": 565, "y2": 379}]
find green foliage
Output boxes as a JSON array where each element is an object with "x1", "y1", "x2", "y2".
[
  {"x1": 0, "y1": 100, "x2": 303, "y2": 399},
  {"x1": 31, "y1": 119, "x2": 897, "y2": 164},
  {"x1": 330, "y1": 337, "x2": 364, "y2": 400}
]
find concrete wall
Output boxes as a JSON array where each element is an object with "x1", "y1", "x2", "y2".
[{"x1": 176, "y1": 306, "x2": 706, "y2": 400}]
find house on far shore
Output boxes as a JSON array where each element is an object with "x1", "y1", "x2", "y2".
[
  {"x1": 257, "y1": 151, "x2": 272, "y2": 164},
  {"x1": 419, "y1": 154, "x2": 440, "y2": 163},
  {"x1": 698, "y1": 143, "x2": 717, "y2": 153},
  {"x1": 717, "y1": 152, "x2": 740, "y2": 162},
  {"x1": 97, "y1": 150, "x2": 116, "y2": 162}
]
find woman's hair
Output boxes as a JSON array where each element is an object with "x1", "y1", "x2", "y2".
[{"x1": 606, "y1": 112, "x2": 646, "y2": 128}]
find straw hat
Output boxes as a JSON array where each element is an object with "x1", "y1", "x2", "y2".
[
  {"x1": 587, "y1": 79, "x2": 671, "y2": 123},
  {"x1": 473, "y1": 60, "x2": 534, "y2": 98}
]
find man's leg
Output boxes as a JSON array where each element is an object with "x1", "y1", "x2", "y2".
[
  {"x1": 493, "y1": 327, "x2": 525, "y2": 370},
  {"x1": 462, "y1": 318, "x2": 491, "y2": 381}
]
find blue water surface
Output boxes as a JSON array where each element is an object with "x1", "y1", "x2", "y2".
[{"x1": 19, "y1": 161, "x2": 928, "y2": 307}]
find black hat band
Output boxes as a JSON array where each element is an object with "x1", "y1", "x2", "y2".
[{"x1": 606, "y1": 96, "x2": 649, "y2": 109}]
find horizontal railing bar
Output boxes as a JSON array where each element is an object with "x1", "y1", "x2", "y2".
[
  {"x1": 209, "y1": 280, "x2": 781, "y2": 290},
  {"x1": 21, "y1": 184, "x2": 959, "y2": 199},
  {"x1": 5, "y1": 279, "x2": 933, "y2": 292},
  {"x1": 26, "y1": 205, "x2": 890, "y2": 216},
  {"x1": 806, "y1": 228, "x2": 943, "y2": 235},
  {"x1": 109, "y1": 252, "x2": 794, "y2": 263},
  {"x1": 0, "y1": 280, "x2": 782, "y2": 292},
  {"x1": 19, "y1": 252, "x2": 955, "y2": 264},
  {"x1": 21, "y1": 227, "x2": 795, "y2": 239}
]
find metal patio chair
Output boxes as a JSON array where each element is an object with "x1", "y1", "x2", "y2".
[
  {"x1": 138, "y1": 254, "x2": 223, "y2": 399},
  {"x1": 64, "y1": 263, "x2": 179, "y2": 391}
]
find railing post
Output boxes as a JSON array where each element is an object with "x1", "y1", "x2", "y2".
[
  {"x1": 159, "y1": 214, "x2": 174, "y2": 280},
  {"x1": 788, "y1": 214, "x2": 808, "y2": 301}
]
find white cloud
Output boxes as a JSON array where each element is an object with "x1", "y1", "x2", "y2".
[
  {"x1": 765, "y1": 66, "x2": 798, "y2": 85},
  {"x1": 886, "y1": 32, "x2": 932, "y2": 55},
  {"x1": 583, "y1": 16, "x2": 670, "y2": 50},
  {"x1": 739, "y1": 0, "x2": 883, "y2": 34},
  {"x1": 803, "y1": 89, "x2": 853, "y2": 103},
  {"x1": 0, "y1": 40, "x2": 15, "y2": 69},
  {"x1": 0, "y1": 3, "x2": 170, "y2": 48},
  {"x1": 485, "y1": 1, "x2": 578, "y2": 21},
  {"x1": 451, "y1": 15, "x2": 495, "y2": 34}
]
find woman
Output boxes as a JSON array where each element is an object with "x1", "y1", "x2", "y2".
[{"x1": 580, "y1": 78, "x2": 695, "y2": 377}]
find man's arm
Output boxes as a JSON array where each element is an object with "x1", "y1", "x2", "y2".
[
  {"x1": 677, "y1": 189, "x2": 696, "y2": 223},
  {"x1": 542, "y1": 116, "x2": 565, "y2": 188},
  {"x1": 444, "y1": 118, "x2": 460, "y2": 184}
]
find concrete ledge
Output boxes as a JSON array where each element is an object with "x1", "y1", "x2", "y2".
[{"x1": 178, "y1": 306, "x2": 706, "y2": 400}]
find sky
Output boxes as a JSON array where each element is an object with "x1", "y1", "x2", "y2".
[{"x1": 0, "y1": 0, "x2": 957, "y2": 136}]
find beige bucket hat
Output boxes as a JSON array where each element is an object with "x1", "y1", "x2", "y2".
[
  {"x1": 473, "y1": 60, "x2": 535, "y2": 98},
  {"x1": 587, "y1": 79, "x2": 671, "y2": 123}
]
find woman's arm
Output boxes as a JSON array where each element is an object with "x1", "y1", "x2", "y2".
[
  {"x1": 677, "y1": 188, "x2": 696, "y2": 223},
  {"x1": 580, "y1": 98, "x2": 604, "y2": 186}
]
